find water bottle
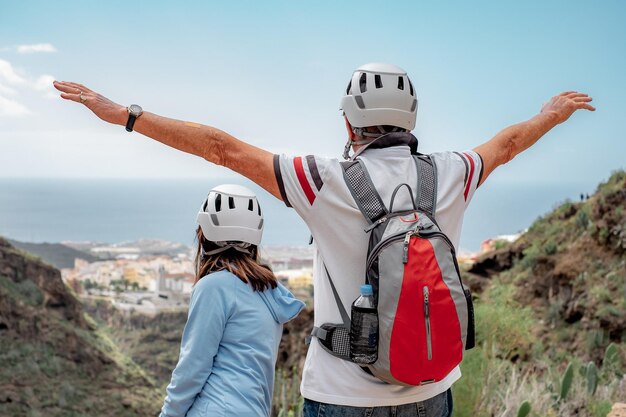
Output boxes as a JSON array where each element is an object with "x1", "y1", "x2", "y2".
[{"x1": 350, "y1": 284, "x2": 378, "y2": 364}]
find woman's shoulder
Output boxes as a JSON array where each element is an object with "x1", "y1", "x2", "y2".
[{"x1": 194, "y1": 270, "x2": 238, "y2": 294}]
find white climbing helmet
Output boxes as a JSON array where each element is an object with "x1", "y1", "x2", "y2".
[
  {"x1": 340, "y1": 63, "x2": 418, "y2": 130},
  {"x1": 196, "y1": 184, "x2": 264, "y2": 246}
]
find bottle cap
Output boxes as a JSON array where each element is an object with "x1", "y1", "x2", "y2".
[{"x1": 360, "y1": 284, "x2": 373, "y2": 296}]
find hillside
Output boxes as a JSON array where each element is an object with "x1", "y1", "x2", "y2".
[
  {"x1": 468, "y1": 170, "x2": 626, "y2": 360},
  {"x1": 8, "y1": 239, "x2": 100, "y2": 269},
  {"x1": 0, "y1": 238, "x2": 162, "y2": 416},
  {"x1": 454, "y1": 170, "x2": 626, "y2": 417}
]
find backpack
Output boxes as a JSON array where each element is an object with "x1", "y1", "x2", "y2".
[{"x1": 309, "y1": 154, "x2": 475, "y2": 386}]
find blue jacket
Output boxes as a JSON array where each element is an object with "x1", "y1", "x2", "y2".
[{"x1": 159, "y1": 270, "x2": 305, "y2": 417}]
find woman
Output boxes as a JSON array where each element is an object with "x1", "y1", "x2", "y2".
[{"x1": 159, "y1": 184, "x2": 304, "y2": 417}]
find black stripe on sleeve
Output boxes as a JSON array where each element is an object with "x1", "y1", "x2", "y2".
[
  {"x1": 305, "y1": 155, "x2": 324, "y2": 191},
  {"x1": 453, "y1": 151, "x2": 469, "y2": 186},
  {"x1": 476, "y1": 151, "x2": 485, "y2": 187},
  {"x1": 273, "y1": 154, "x2": 292, "y2": 208}
]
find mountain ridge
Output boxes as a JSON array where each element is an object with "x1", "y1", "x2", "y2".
[{"x1": 0, "y1": 237, "x2": 162, "y2": 416}]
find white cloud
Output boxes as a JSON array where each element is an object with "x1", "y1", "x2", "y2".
[
  {"x1": 0, "y1": 82, "x2": 17, "y2": 96},
  {"x1": 0, "y1": 59, "x2": 57, "y2": 116},
  {"x1": 0, "y1": 59, "x2": 27, "y2": 85},
  {"x1": 33, "y1": 74, "x2": 55, "y2": 91},
  {"x1": 33, "y1": 74, "x2": 56, "y2": 98},
  {"x1": 17, "y1": 43, "x2": 57, "y2": 54},
  {"x1": 0, "y1": 95, "x2": 30, "y2": 116}
]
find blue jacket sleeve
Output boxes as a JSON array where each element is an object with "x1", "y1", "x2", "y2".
[{"x1": 159, "y1": 274, "x2": 234, "y2": 417}]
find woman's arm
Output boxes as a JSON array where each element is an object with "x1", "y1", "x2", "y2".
[
  {"x1": 473, "y1": 91, "x2": 595, "y2": 186},
  {"x1": 159, "y1": 276, "x2": 233, "y2": 417},
  {"x1": 52, "y1": 81, "x2": 280, "y2": 199}
]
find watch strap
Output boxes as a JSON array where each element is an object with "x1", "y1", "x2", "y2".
[{"x1": 125, "y1": 114, "x2": 137, "y2": 132}]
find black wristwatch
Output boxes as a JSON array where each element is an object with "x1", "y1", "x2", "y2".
[{"x1": 125, "y1": 104, "x2": 143, "y2": 132}]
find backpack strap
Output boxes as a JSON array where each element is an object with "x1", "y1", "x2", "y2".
[
  {"x1": 413, "y1": 155, "x2": 438, "y2": 217},
  {"x1": 341, "y1": 156, "x2": 438, "y2": 222},
  {"x1": 322, "y1": 264, "x2": 351, "y2": 329},
  {"x1": 340, "y1": 160, "x2": 388, "y2": 225},
  {"x1": 306, "y1": 264, "x2": 351, "y2": 347}
]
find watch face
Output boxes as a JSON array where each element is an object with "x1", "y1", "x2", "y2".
[{"x1": 128, "y1": 104, "x2": 142, "y2": 115}]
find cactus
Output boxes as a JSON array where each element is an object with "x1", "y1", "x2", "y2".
[
  {"x1": 603, "y1": 343, "x2": 618, "y2": 370},
  {"x1": 517, "y1": 400, "x2": 531, "y2": 417},
  {"x1": 559, "y1": 362, "x2": 574, "y2": 401},
  {"x1": 586, "y1": 361, "x2": 598, "y2": 395},
  {"x1": 603, "y1": 342, "x2": 624, "y2": 378}
]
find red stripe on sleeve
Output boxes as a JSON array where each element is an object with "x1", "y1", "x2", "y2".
[
  {"x1": 462, "y1": 152, "x2": 475, "y2": 201},
  {"x1": 294, "y1": 156, "x2": 316, "y2": 205}
]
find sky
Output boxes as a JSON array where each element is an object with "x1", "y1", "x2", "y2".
[
  {"x1": 1, "y1": 0, "x2": 624, "y2": 184},
  {"x1": 0, "y1": 1, "x2": 625, "y2": 248}
]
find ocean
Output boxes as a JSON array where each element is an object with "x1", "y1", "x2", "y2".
[{"x1": 0, "y1": 178, "x2": 597, "y2": 253}]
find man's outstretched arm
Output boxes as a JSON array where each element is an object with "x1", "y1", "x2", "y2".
[
  {"x1": 53, "y1": 81, "x2": 281, "y2": 200},
  {"x1": 474, "y1": 91, "x2": 595, "y2": 186}
]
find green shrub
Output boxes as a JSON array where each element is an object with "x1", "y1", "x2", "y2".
[
  {"x1": 576, "y1": 210, "x2": 590, "y2": 229},
  {"x1": 543, "y1": 240, "x2": 558, "y2": 255},
  {"x1": 587, "y1": 399, "x2": 613, "y2": 417}
]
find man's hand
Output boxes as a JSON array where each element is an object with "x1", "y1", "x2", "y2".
[
  {"x1": 540, "y1": 91, "x2": 596, "y2": 125},
  {"x1": 53, "y1": 80, "x2": 127, "y2": 125},
  {"x1": 474, "y1": 91, "x2": 595, "y2": 186}
]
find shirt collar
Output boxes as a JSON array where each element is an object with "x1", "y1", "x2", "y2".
[{"x1": 351, "y1": 132, "x2": 418, "y2": 160}]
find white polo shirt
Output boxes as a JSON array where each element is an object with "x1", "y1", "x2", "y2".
[{"x1": 273, "y1": 133, "x2": 482, "y2": 407}]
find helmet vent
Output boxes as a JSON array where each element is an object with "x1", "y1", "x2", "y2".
[
  {"x1": 215, "y1": 194, "x2": 222, "y2": 212},
  {"x1": 359, "y1": 73, "x2": 367, "y2": 93},
  {"x1": 258, "y1": 204, "x2": 262, "y2": 216},
  {"x1": 354, "y1": 95, "x2": 366, "y2": 109},
  {"x1": 346, "y1": 80, "x2": 352, "y2": 95},
  {"x1": 408, "y1": 79, "x2": 414, "y2": 96},
  {"x1": 228, "y1": 196, "x2": 235, "y2": 209},
  {"x1": 397, "y1": 76, "x2": 404, "y2": 90},
  {"x1": 374, "y1": 74, "x2": 383, "y2": 89},
  {"x1": 248, "y1": 199, "x2": 254, "y2": 211}
]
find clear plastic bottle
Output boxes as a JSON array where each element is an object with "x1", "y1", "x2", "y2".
[{"x1": 350, "y1": 284, "x2": 379, "y2": 364}]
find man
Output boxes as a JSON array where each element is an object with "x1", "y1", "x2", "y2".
[{"x1": 53, "y1": 63, "x2": 594, "y2": 417}]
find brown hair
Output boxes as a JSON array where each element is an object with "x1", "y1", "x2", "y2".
[{"x1": 194, "y1": 226, "x2": 277, "y2": 292}]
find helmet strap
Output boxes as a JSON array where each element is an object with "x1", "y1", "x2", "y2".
[
  {"x1": 343, "y1": 126, "x2": 403, "y2": 160},
  {"x1": 202, "y1": 242, "x2": 252, "y2": 257}
]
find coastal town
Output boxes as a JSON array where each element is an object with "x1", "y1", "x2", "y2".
[
  {"x1": 60, "y1": 240, "x2": 316, "y2": 313},
  {"x1": 56, "y1": 233, "x2": 520, "y2": 314}
]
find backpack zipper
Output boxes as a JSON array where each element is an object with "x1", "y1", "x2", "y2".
[
  {"x1": 366, "y1": 230, "x2": 410, "y2": 271},
  {"x1": 366, "y1": 223, "x2": 437, "y2": 270},
  {"x1": 402, "y1": 231, "x2": 412, "y2": 264},
  {"x1": 423, "y1": 286, "x2": 433, "y2": 360},
  {"x1": 364, "y1": 216, "x2": 389, "y2": 232}
]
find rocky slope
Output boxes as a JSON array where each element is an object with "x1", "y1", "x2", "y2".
[
  {"x1": 450, "y1": 171, "x2": 626, "y2": 417},
  {"x1": 466, "y1": 170, "x2": 626, "y2": 362},
  {"x1": 0, "y1": 238, "x2": 161, "y2": 417}
]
